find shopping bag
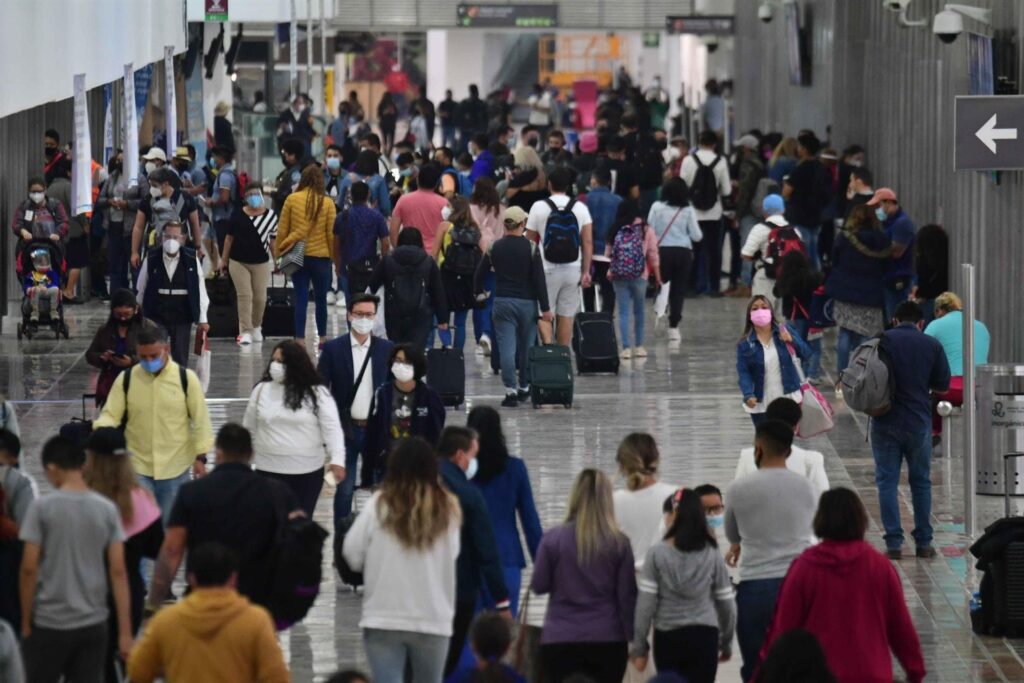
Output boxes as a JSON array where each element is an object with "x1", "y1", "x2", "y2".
[
  {"x1": 194, "y1": 328, "x2": 211, "y2": 393},
  {"x1": 654, "y1": 282, "x2": 671, "y2": 320},
  {"x1": 797, "y1": 381, "x2": 835, "y2": 438}
]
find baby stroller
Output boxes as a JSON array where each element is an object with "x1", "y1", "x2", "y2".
[{"x1": 16, "y1": 238, "x2": 69, "y2": 340}]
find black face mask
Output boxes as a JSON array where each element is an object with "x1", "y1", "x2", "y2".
[
  {"x1": 44, "y1": 147, "x2": 57, "y2": 159},
  {"x1": 110, "y1": 161, "x2": 123, "y2": 173}
]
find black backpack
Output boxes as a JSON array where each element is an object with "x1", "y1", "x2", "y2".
[
  {"x1": 542, "y1": 199, "x2": 581, "y2": 264},
  {"x1": 332, "y1": 512, "x2": 364, "y2": 587},
  {"x1": 267, "y1": 512, "x2": 328, "y2": 631},
  {"x1": 442, "y1": 224, "x2": 482, "y2": 276},
  {"x1": 690, "y1": 154, "x2": 722, "y2": 211},
  {"x1": 389, "y1": 257, "x2": 431, "y2": 317},
  {"x1": 634, "y1": 136, "x2": 665, "y2": 188}
]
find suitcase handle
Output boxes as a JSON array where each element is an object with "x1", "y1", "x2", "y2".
[
  {"x1": 1004, "y1": 453, "x2": 1024, "y2": 518},
  {"x1": 81, "y1": 393, "x2": 97, "y2": 420}
]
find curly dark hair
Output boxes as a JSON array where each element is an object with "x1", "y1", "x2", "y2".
[{"x1": 261, "y1": 340, "x2": 324, "y2": 414}]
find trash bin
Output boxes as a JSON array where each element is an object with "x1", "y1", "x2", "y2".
[{"x1": 977, "y1": 364, "x2": 1024, "y2": 495}]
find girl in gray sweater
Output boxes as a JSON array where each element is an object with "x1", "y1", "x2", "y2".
[{"x1": 630, "y1": 487, "x2": 736, "y2": 683}]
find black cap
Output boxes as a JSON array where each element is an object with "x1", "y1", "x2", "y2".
[{"x1": 85, "y1": 427, "x2": 127, "y2": 455}]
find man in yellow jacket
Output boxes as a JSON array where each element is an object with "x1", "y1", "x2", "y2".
[
  {"x1": 94, "y1": 324, "x2": 214, "y2": 521},
  {"x1": 127, "y1": 542, "x2": 290, "y2": 683}
]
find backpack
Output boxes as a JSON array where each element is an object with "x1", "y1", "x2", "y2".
[
  {"x1": 332, "y1": 512, "x2": 364, "y2": 587},
  {"x1": 389, "y1": 257, "x2": 431, "y2": 317},
  {"x1": 542, "y1": 198, "x2": 581, "y2": 264},
  {"x1": 839, "y1": 336, "x2": 895, "y2": 417},
  {"x1": 634, "y1": 136, "x2": 665, "y2": 189},
  {"x1": 752, "y1": 177, "x2": 781, "y2": 218},
  {"x1": 762, "y1": 222, "x2": 805, "y2": 279},
  {"x1": 609, "y1": 222, "x2": 647, "y2": 280},
  {"x1": 148, "y1": 194, "x2": 186, "y2": 244},
  {"x1": 442, "y1": 224, "x2": 482, "y2": 276},
  {"x1": 690, "y1": 154, "x2": 722, "y2": 211},
  {"x1": 267, "y1": 512, "x2": 328, "y2": 631}
]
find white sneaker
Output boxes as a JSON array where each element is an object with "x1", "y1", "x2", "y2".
[
  {"x1": 251, "y1": 328, "x2": 263, "y2": 342},
  {"x1": 479, "y1": 334, "x2": 492, "y2": 357},
  {"x1": 326, "y1": 291, "x2": 337, "y2": 305},
  {"x1": 668, "y1": 328, "x2": 682, "y2": 342},
  {"x1": 620, "y1": 348, "x2": 632, "y2": 360},
  {"x1": 239, "y1": 332, "x2": 253, "y2": 345},
  {"x1": 336, "y1": 291, "x2": 347, "y2": 308},
  {"x1": 633, "y1": 346, "x2": 648, "y2": 357}
]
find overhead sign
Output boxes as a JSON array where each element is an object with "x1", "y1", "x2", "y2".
[
  {"x1": 665, "y1": 15, "x2": 734, "y2": 35},
  {"x1": 643, "y1": 32, "x2": 660, "y2": 48},
  {"x1": 456, "y1": 4, "x2": 558, "y2": 28},
  {"x1": 205, "y1": 0, "x2": 228, "y2": 22},
  {"x1": 955, "y1": 95, "x2": 1024, "y2": 171}
]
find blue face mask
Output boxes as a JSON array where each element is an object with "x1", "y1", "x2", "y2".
[
  {"x1": 875, "y1": 207, "x2": 887, "y2": 222},
  {"x1": 326, "y1": 157, "x2": 341, "y2": 171},
  {"x1": 399, "y1": 167, "x2": 413, "y2": 178},
  {"x1": 247, "y1": 194, "x2": 264, "y2": 209},
  {"x1": 209, "y1": 158, "x2": 218, "y2": 170},
  {"x1": 140, "y1": 356, "x2": 165, "y2": 374},
  {"x1": 707, "y1": 513, "x2": 725, "y2": 530}
]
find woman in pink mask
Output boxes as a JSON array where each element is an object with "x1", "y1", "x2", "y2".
[{"x1": 736, "y1": 295, "x2": 812, "y2": 426}]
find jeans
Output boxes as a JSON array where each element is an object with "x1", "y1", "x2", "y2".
[
  {"x1": 836, "y1": 327, "x2": 867, "y2": 375},
  {"x1": 735, "y1": 577, "x2": 784, "y2": 682},
  {"x1": 883, "y1": 283, "x2": 909, "y2": 324},
  {"x1": 442, "y1": 124, "x2": 457, "y2": 150},
  {"x1": 794, "y1": 224, "x2": 820, "y2": 271},
  {"x1": 738, "y1": 215, "x2": 757, "y2": 285},
  {"x1": 335, "y1": 425, "x2": 366, "y2": 523},
  {"x1": 137, "y1": 468, "x2": 191, "y2": 523},
  {"x1": 612, "y1": 278, "x2": 646, "y2": 349},
  {"x1": 107, "y1": 224, "x2": 131, "y2": 291},
  {"x1": 727, "y1": 220, "x2": 741, "y2": 287},
  {"x1": 446, "y1": 310, "x2": 469, "y2": 349},
  {"x1": 291, "y1": 256, "x2": 334, "y2": 338},
  {"x1": 472, "y1": 272, "x2": 496, "y2": 342},
  {"x1": 659, "y1": 246, "x2": 694, "y2": 328},
  {"x1": 162, "y1": 321, "x2": 193, "y2": 367},
  {"x1": 582, "y1": 261, "x2": 616, "y2": 314},
  {"x1": 790, "y1": 318, "x2": 822, "y2": 379},
  {"x1": 22, "y1": 621, "x2": 108, "y2": 683},
  {"x1": 492, "y1": 297, "x2": 537, "y2": 391},
  {"x1": 870, "y1": 421, "x2": 933, "y2": 550},
  {"x1": 364, "y1": 628, "x2": 450, "y2": 683}
]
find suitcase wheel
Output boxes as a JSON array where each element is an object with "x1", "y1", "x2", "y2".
[{"x1": 564, "y1": 403, "x2": 572, "y2": 409}]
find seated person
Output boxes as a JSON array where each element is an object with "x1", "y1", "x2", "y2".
[{"x1": 23, "y1": 248, "x2": 59, "y2": 322}]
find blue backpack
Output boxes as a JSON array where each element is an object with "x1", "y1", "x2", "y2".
[{"x1": 542, "y1": 198, "x2": 581, "y2": 264}]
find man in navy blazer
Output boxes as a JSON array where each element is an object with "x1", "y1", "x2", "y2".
[{"x1": 317, "y1": 293, "x2": 394, "y2": 524}]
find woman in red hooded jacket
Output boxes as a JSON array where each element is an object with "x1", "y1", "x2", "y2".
[{"x1": 759, "y1": 487, "x2": 925, "y2": 683}]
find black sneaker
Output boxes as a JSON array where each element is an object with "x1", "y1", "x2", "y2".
[
  {"x1": 916, "y1": 546, "x2": 937, "y2": 559},
  {"x1": 517, "y1": 387, "x2": 531, "y2": 402},
  {"x1": 886, "y1": 548, "x2": 903, "y2": 560},
  {"x1": 501, "y1": 394, "x2": 518, "y2": 408}
]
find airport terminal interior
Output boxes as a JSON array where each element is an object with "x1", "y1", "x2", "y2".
[{"x1": 4, "y1": 1, "x2": 1024, "y2": 682}]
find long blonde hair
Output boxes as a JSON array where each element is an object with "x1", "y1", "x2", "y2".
[
  {"x1": 616, "y1": 433, "x2": 660, "y2": 491},
  {"x1": 297, "y1": 165, "x2": 327, "y2": 225},
  {"x1": 565, "y1": 469, "x2": 624, "y2": 565},
  {"x1": 377, "y1": 438, "x2": 461, "y2": 549},
  {"x1": 770, "y1": 137, "x2": 799, "y2": 166},
  {"x1": 84, "y1": 452, "x2": 138, "y2": 525}
]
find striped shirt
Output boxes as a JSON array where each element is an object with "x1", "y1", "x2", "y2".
[{"x1": 227, "y1": 208, "x2": 279, "y2": 264}]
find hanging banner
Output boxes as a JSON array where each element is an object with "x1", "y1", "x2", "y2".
[
  {"x1": 185, "y1": 56, "x2": 207, "y2": 166},
  {"x1": 71, "y1": 74, "x2": 93, "y2": 216},
  {"x1": 103, "y1": 83, "x2": 114, "y2": 166},
  {"x1": 123, "y1": 63, "x2": 140, "y2": 189},
  {"x1": 290, "y1": 0, "x2": 298, "y2": 99},
  {"x1": 134, "y1": 63, "x2": 154, "y2": 124},
  {"x1": 205, "y1": 0, "x2": 229, "y2": 21},
  {"x1": 164, "y1": 46, "x2": 178, "y2": 156}
]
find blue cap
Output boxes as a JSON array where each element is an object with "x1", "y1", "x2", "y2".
[{"x1": 762, "y1": 193, "x2": 785, "y2": 215}]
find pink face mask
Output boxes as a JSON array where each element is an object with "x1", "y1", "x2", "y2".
[{"x1": 750, "y1": 308, "x2": 773, "y2": 328}]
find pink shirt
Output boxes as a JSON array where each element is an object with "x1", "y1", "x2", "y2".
[
  {"x1": 470, "y1": 203, "x2": 506, "y2": 251},
  {"x1": 123, "y1": 486, "x2": 162, "y2": 538},
  {"x1": 604, "y1": 223, "x2": 661, "y2": 280},
  {"x1": 392, "y1": 190, "x2": 449, "y2": 252}
]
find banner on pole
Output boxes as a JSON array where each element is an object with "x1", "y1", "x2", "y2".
[
  {"x1": 103, "y1": 83, "x2": 114, "y2": 166},
  {"x1": 165, "y1": 46, "x2": 178, "y2": 157},
  {"x1": 290, "y1": 0, "x2": 298, "y2": 99},
  {"x1": 134, "y1": 63, "x2": 154, "y2": 124},
  {"x1": 123, "y1": 63, "x2": 140, "y2": 189},
  {"x1": 71, "y1": 74, "x2": 93, "y2": 216},
  {"x1": 185, "y1": 57, "x2": 206, "y2": 166}
]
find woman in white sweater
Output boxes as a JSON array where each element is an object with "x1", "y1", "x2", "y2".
[
  {"x1": 343, "y1": 437, "x2": 462, "y2": 683},
  {"x1": 243, "y1": 339, "x2": 345, "y2": 516},
  {"x1": 613, "y1": 433, "x2": 678, "y2": 570}
]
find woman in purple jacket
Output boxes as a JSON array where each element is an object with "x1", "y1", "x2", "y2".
[{"x1": 531, "y1": 468, "x2": 637, "y2": 683}]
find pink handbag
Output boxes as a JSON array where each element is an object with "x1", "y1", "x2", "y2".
[{"x1": 787, "y1": 342, "x2": 835, "y2": 438}]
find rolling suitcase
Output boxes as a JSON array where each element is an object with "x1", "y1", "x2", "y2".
[
  {"x1": 206, "y1": 273, "x2": 238, "y2": 338},
  {"x1": 426, "y1": 347, "x2": 466, "y2": 408},
  {"x1": 528, "y1": 344, "x2": 574, "y2": 409},
  {"x1": 262, "y1": 273, "x2": 295, "y2": 338},
  {"x1": 59, "y1": 393, "x2": 96, "y2": 446},
  {"x1": 572, "y1": 312, "x2": 620, "y2": 375}
]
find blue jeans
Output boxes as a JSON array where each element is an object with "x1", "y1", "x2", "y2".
[
  {"x1": 883, "y1": 284, "x2": 909, "y2": 324},
  {"x1": 291, "y1": 256, "x2": 333, "y2": 338},
  {"x1": 612, "y1": 278, "x2": 646, "y2": 349},
  {"x1": 736, "y1": 577, "x2": 784, "y2": 682},
  {"x1": 790, "y1": 318, "x2": 822, "y2": 379},
  {"x1": 442, "y1": 124, "x2": 457, "y2": 150},
  {"x1": 137, "y1": 469, "x2": 192, "y2": 523},
  {"x1": 364, "y1": 628, "x2": 449, "y2": 683},
  {"x1": 870, "y1": 421, "x2": 933, "y2": 550},
  {"x1": 836, "y1": 327, "x2": 867, "y2": 376},
  {"x1": 492, "y1": 297, "x2": 537, "y2": 391},
  {"x1": 738, "y1": 215, "x2": 757, "y2": 285},
  {"x1": 472, "y1": 272, "x2": 495, "y2": 342},
  {"x1": 794, "y1": 224, "x2": 820, "y2": 271},
  {"x1": 335, "y1": 425, "x2": 366, "y2": 524},
  {"x1": 446, "y1": 310, "x2": 469, "y2": 350}
]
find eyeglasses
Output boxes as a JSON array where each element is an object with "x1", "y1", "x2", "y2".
[{"x1": 704, "y1": 505, "x2": 725, "y2": 515}]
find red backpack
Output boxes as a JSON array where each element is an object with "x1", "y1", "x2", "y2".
[{"x1": 762, "y1": 222, "x2": 805, "y2": 279}]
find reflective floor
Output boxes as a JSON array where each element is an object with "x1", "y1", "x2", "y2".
[{"x1": 5, "y1": 292, "x2": 1024, "y2": 682}]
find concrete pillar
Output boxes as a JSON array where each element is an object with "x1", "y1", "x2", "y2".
[
  {"x1": 426, "y1": 30, "x2": 448, "y2": 113},
  {"x1": 203, "y1": 22, "x2": 234, "y2": 137},
  {"x1": 334, "y1": 52, "x2": 347, "y2": 113},
  {"x1": 666, "y1": 34, "x2": 683, "y2": 127}
]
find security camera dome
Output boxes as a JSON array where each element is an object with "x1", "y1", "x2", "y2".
[
  {"x1": 758, "y1": 3, "x2": 773, "y2": 23},
  {"x1": 933, "y1": 9, "x2": 963, "y2": 44}
]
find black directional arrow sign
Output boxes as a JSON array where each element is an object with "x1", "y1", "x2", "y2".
[{"x1": 955, "y1": 95, "x2": 1024, "y2": 171}]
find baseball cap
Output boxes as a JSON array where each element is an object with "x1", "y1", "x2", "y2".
[
  {"x1": 866, "y1": 187, "x2": 897, "y2": 206},
  {"x1": 735, "y1": 134, "x2": 759, "y2": 151},
  {"x1": 504, "y1": 206, "x2": 528, "y2": 227},
  {"x1": 142, "y1": 147, "x2": 167, "y2": 162},
  {"x1": 173, "y1": 146, "x2": 191, "y2": 161},
  {"x1": 762, "y1": 194, "x2": 785, "y2": 215},
  {"x1": 85, "y1": 427, "x2": 128, "y2": 456},
  {"x1": 578, "y1": 131, "x2": 599, "y2": 154}
]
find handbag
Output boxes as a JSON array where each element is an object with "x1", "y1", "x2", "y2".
[
  {"x1": 787, "y1": 342, "x2": 834, "y2": 437},
  {"x1": 277, "y1": 239, "x2": 305, "y2": 276},
  {"x1": 512, "y1": 589, "x2": 548, "y2": 682}
]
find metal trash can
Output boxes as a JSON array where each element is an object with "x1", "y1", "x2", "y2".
[{"x1": 977, "y1": 364, "x2": 1024, "y2": 495}]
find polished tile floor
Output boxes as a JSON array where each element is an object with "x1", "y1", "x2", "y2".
[{"x1": 4, "y1": 293, "x2": 1023, "y2": 682}]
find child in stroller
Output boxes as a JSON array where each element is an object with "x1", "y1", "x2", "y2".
[{"x1": 17, "y1": 239, "x2": 68, "y2": 339}]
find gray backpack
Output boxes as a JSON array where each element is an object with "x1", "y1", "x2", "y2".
[{"x1": 839, "y1": 336, "x2": 894, "y2": 417}]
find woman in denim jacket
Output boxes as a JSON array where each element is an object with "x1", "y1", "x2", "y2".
[{"x1": 736, "y1": 295, "x2": 812, "y2": 426}]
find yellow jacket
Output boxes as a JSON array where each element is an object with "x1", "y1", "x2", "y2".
[
  {"x1": 276, "y1": 189, "x2": 337, "y2": 260},
  {"x1": 127, "y1": 588, "x2": 290, "y2": 683},
  {"x1": 94, "y1": 361, "x2": 213, "y2": 479}
]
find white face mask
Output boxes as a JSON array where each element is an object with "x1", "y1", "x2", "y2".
[
  {"x1": 465, "y1": 456, "x2": 479, "y2": 480},
  {"x1": 145, "y1": 161, "x2": 158, "y2": 175},
  {"x1": 269, "y1": 361, "x2": 286, "y2": 383},
  {"x1": 669, "y1": 147, "x2": 682, "y2": 161},
  {"x1": 150, "y1": 186, "x2": 163, "y2": 199},
  {"x1": 392, "y1": 362, "x2": 415, "y2": 383},
  {"x1": 441, "y1": 206, "x2": 452, "y2": 222},
  {"x1": 350, "y1": 317, "x2": 375, "y2": 335},
  {"x1": 29, "y1": 191, "x2": 45, "y2": 204},
  {"x1": 162, "y1": 238, "x2": 181, "y2": 256}
]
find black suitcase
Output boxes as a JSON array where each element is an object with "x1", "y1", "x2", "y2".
[
  {"x1": 528, "y1": 344, "x2": 574, "y2": 408},
  {"x1": 426, "y1": 347, "x2": 466, "y2": 407},
  {"x1": 59, "y1": 394, "x2": 96, "y2": 446},
  {"x1": 263, "y1": 274, "x2": 295, "y2": 338},
  {"x1": 206, "y1": 274, "x2": 238, "y2": 338},
  {"x1": 572, "y1": 312, "x2": 620, "y2": 375}
]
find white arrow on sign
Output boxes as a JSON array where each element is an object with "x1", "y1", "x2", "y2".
[{"x1": 976, "y1": 113, "x2": 1018, "y2": 154}]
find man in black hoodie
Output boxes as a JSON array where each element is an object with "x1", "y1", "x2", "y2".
[{"x1": 368, "y1": 228, "x2": 448, "y2": 348}]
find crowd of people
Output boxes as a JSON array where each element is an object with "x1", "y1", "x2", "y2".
[{"x1": 0, "y1": 70, "x2": 982, "y2": 683}]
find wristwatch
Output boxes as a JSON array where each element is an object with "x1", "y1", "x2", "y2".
[{"x1": 195, "y1": 455, "x2": 209, "y2": 465}]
